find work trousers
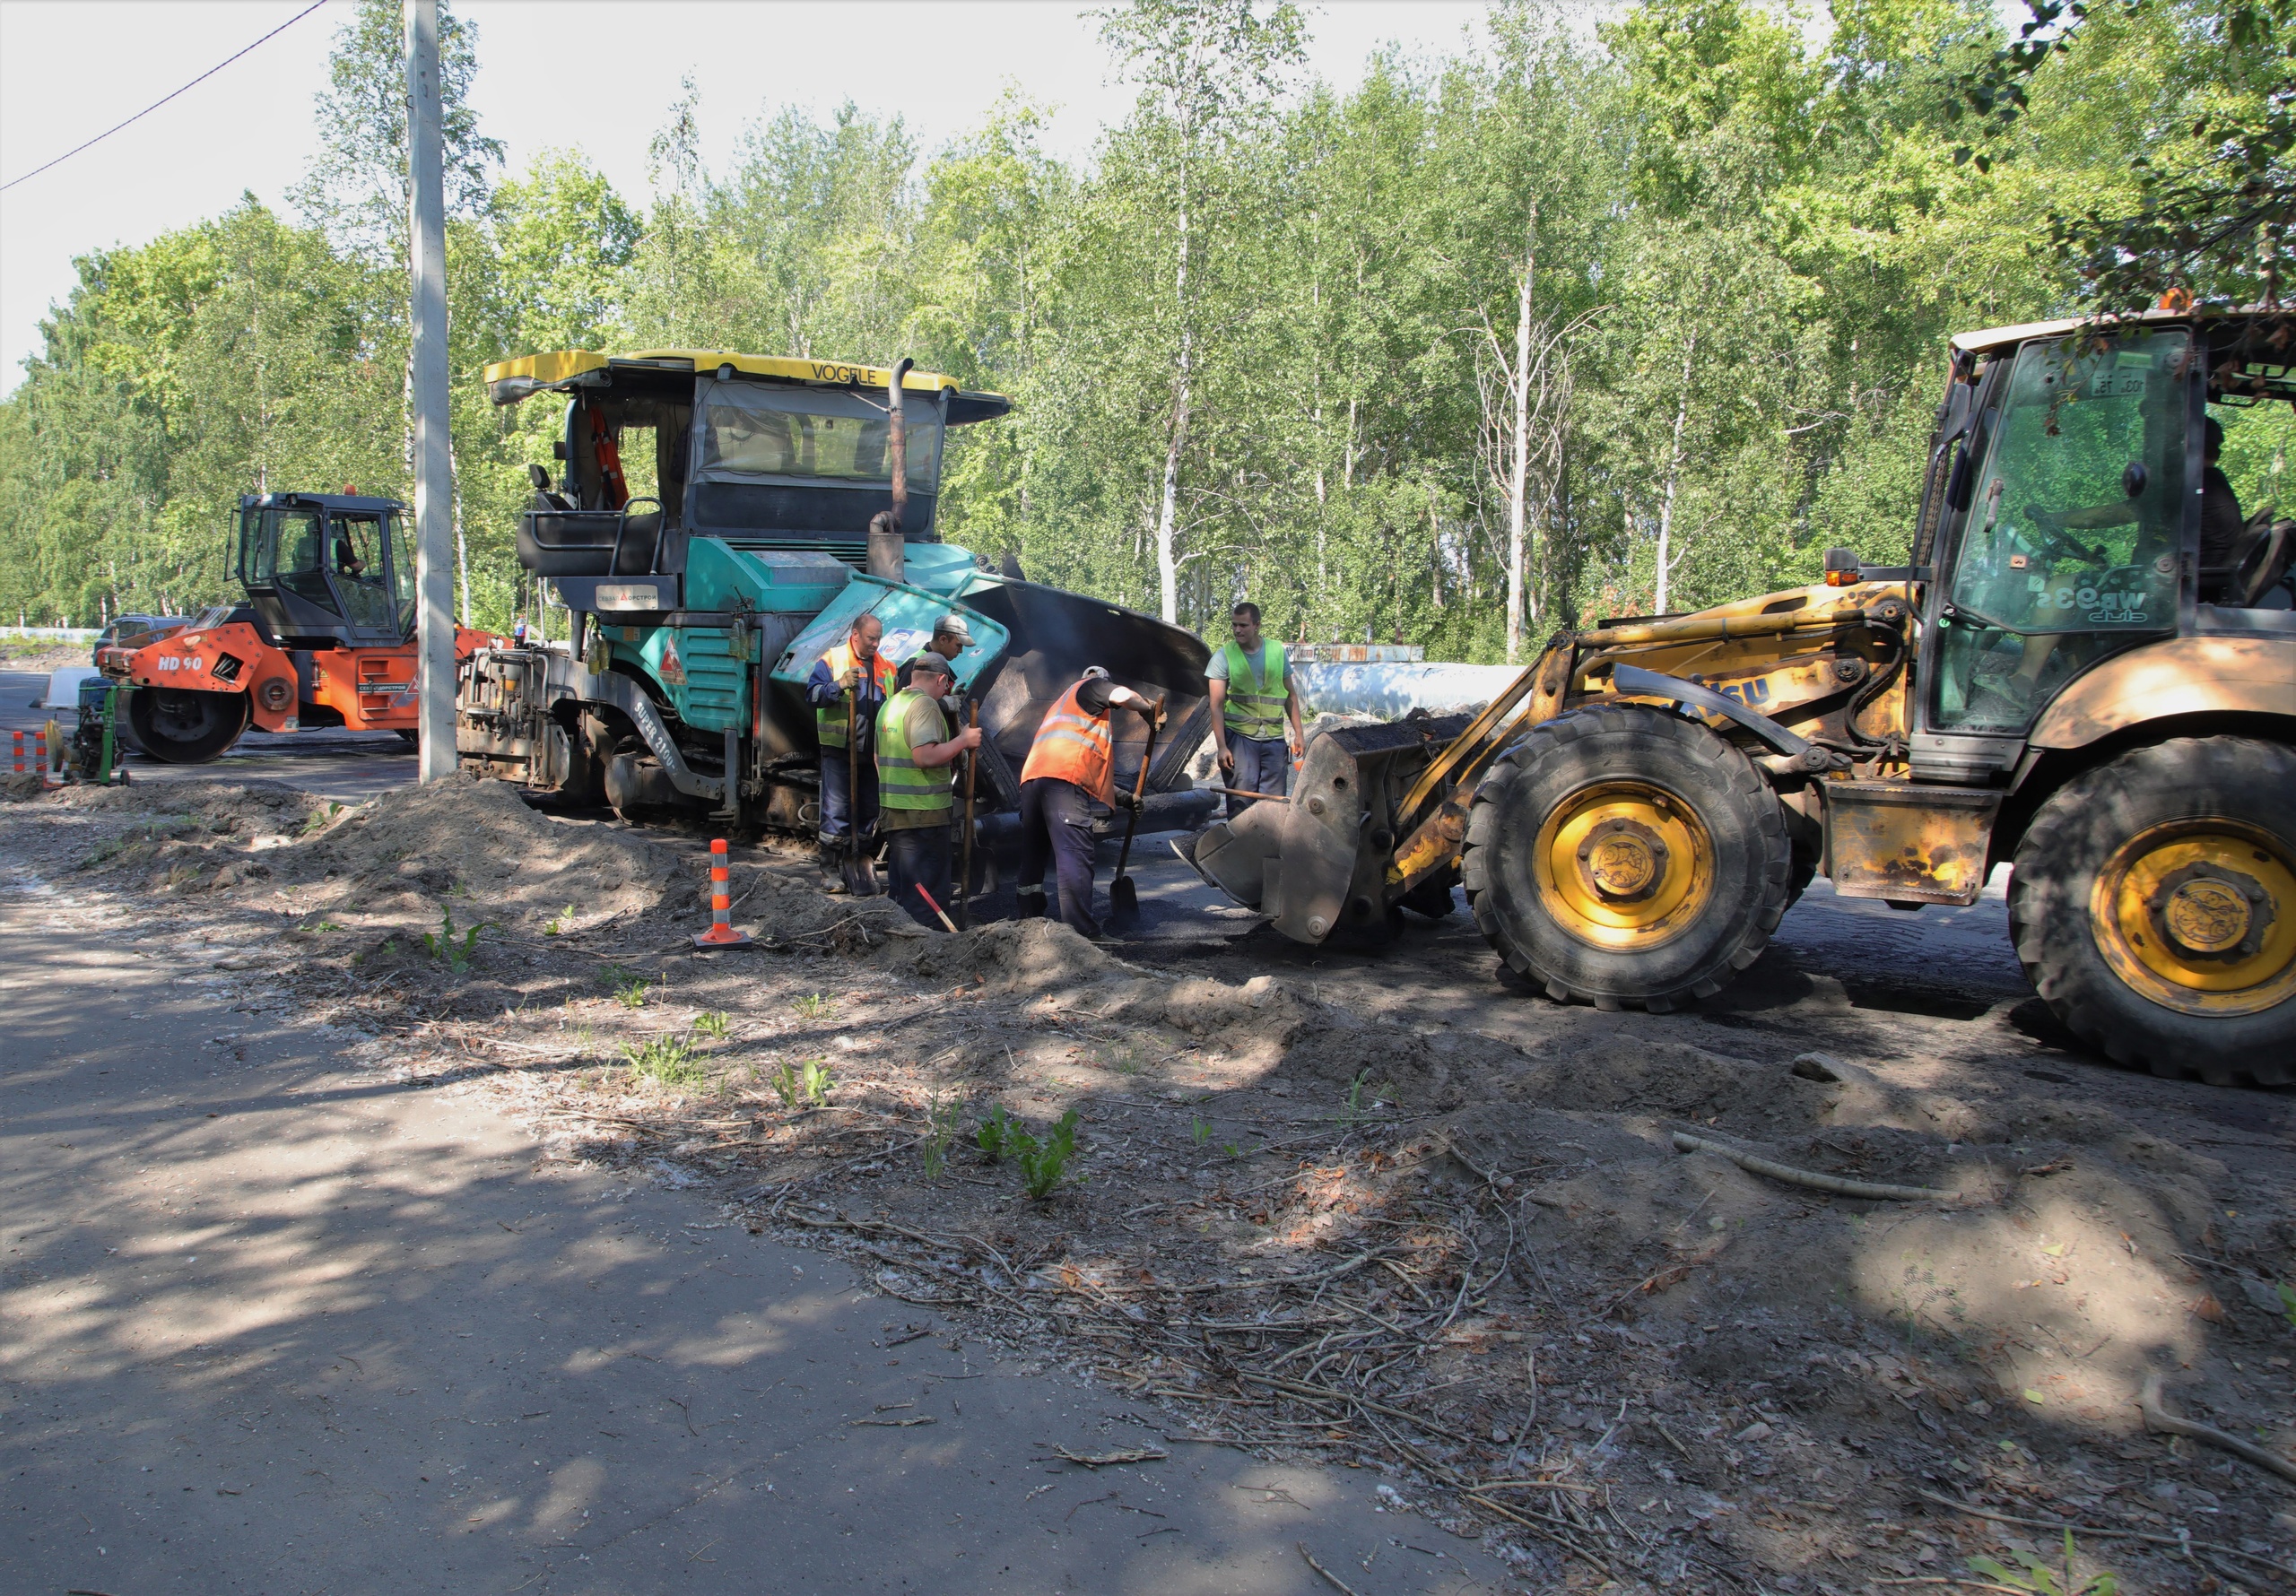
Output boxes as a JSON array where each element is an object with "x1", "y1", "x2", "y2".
[
  {"x1": 1016, "y1": 777, "x2": 1100, "y2": 938},
  {"x1": 885, "y1": 822, "x2": 953, "y2": 930},
  {"x1": 1223, "y1": 732, "x2": 1292, "y2": 819},
  {"x1": 819, "y1": 749, "x2": 879, "y2": 843}
]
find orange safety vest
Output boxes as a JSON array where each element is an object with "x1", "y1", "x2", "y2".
[
  {"x1": 1021, "y1": 681, "x2": 1115, "y2": 802},
  {"x1": 815, "y1": 640, "x2": 900, "y2": 749}
]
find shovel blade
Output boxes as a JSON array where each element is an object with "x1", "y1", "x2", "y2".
[
  {"x1": 1106, "y1": 872, "x2": 1140, "y2": 928},
  {"x1": 843, "y1": 852, "x2": 883, "y2": 898}
]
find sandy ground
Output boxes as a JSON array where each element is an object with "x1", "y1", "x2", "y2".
[{"x1": 4, "y1": 771, "x2": 2292, "y2": 1594}]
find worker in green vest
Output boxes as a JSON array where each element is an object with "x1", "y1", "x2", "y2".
[
  {"x1": 1206, "y1": 601, "x2": 1303, "y2": 819},
  {"x1": 875, "y1": 652, "x2": 981, "y2": 928}
]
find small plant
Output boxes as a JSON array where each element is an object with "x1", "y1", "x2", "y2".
[
  {"x1": 1222, "y1": 1141, "x2": 1243, "y2": 1158},
  {"x1": 1018, "y1": 1109, "x2": 1082, "y2": 1201},
  {"x1": 977, "y1": 1105, "x2": 1020, "y2": 1163},
  {"x1": 422, "y1": 907, "x2": 484, "y2": 975},
  {"x1": 2279, "y1": 1280, "x2": 2296, "y2": 1331},
  {"x1": 1190, "y1": 1116, "x2": 1213, "y2": 1146},
  {"x1": 382, "y1": 936, "x2": 398, "y2": 956},
  {"x1": 793, "y1": 992, "x2": 835, "y2": 1020},
  {"x1": 692, "y1": 1011, "x2": 731, "y2": 1040},
  {"x1": 1342, "y1": 1069, "x2": 1372, "y2": 1121},
  {"x1": 303, "y1": 919, "x2": 339, "y2": 933},
  {"x1": 920, "y1": 1089, "x2": 960, "y2": 1179},
  {"x1": 613, "y1": 973, "x2": 649, "y2": 1010},
  {"x1": 623, "y1": 1034, "x2": 702, "y2": 1086},
  {"x1": 544, "y1": 905, "x2": 576, "y2": 936},
  {"x1": 299, "y1": 802, "x2": 344, "y2": 837},
  {"x1": 1969, "y1": 1531, "x2": 2118, "y2": 1596},
  {"x1": 769, "y1": 1058, "x2": 835, "y2": 1109}
]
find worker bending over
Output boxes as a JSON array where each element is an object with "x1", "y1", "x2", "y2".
[
  {"x1": 875, "y1": 652, "x2": 981, "y2": 928},
  {"x1": 806, "y1": 613, "x2": 897, "y2": 875},
  {"x1": 1207, "y1": 601, "x2": 1303, "y2": 818},
  {"x1": 1015, "y1": 666, "x2": 1161, "y2": 938}
]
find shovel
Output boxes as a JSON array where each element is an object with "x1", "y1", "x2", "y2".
[
  {"x1": 842, "y1": 690, "x2": 881, "y2": 898},
  {"x1": 957, "y1": 700, "x2": 979, "y2": 929},
  {"x1": 1104, "y1": 694, "x2": 1164, "y2": 932}
]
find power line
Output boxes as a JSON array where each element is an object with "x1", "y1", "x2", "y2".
[{"x1": 0, "y1": 0, "x2": 331, "y2": 195}]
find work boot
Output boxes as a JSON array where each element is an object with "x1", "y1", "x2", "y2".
[
  {"x1": 816, "y1": 837, "x2": 845, "y2": 887},
  {"x1": 1014, "y1": 888, "x2": 1048, "y2": 920}
]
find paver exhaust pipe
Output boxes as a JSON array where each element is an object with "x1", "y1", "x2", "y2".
[{"x1": 866, "y1": 357, "x2": 914, "y2": 583}]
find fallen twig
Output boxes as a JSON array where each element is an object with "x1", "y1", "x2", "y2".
[
  {"x1": 1037, "y1": 1445, "x2": 1169, "y2": 1467},
  {"x1": 1296, "y1": 1541, "x2": 1360, "y2": 1595},
  {"x1": 1671, "y1": 1131, "x2": 1955, "y2": 1202},
  {"x1": 1910, "y1": 1486, "x2": 2293, "y2": 1576},
  {"x1": 2139, "y1": 1370, "x2": 2296, "y2": 1486}
]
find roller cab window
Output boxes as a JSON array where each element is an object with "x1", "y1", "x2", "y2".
[{"x1": 1933, "y1": 330, "x2": 2190, "y2": 731}]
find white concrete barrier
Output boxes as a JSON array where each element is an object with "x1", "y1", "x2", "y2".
[{"x1": 1295, "y1": 661, "x2": 1522, "y2": 720}]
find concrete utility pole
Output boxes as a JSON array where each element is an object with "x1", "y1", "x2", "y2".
[{"x1": 405, "y1": 0, "x2": 456, "y2": 781}]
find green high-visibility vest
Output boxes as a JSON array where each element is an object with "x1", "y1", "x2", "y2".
[
  {"x1": 1220, "y1": 640, "x2": 1289, "y2": 740},
  {"x1": 875, "y1": 687, "x2": 954, "y2": 812}
]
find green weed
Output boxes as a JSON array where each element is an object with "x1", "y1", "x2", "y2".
[
  {"x1": 1969, "y1": 1531, "x2": 2117, "y2": 1596},
  {"x1": 692, "y1": 1011, "x2": 731, "y2": 1040},
  {"x1": 1018, "y1": 1110, "x2": 1082, "y2": 1201},
  {"x1": 299, "y1": 802, "x2": 344, "y2": 837},
  {"x1": 544, "y1": 905, "x2": 576, "y2": 936},
  {"x1": 793, "y1": 993, "x2": 835, "y2": 1020},
  {"x1": 769, "y1": 1058, "x2": 835, "y2": 1110},
  {"x1": 1190, "y1": 1116, "x2": 1213, "y2": 1146},
  {"x1": 921, "y1": 1089, "x2": 961, "y2": 1179},
  {"x1": 977, "y1": 1105, "x2": 1019, "y2": 1162},
  {"x1": 1222, "y1": 1141, "x2": 1242, "y2": 1158},
  {"x1": 421, "y1": 907, "x2": 484, "y2": 975},
  {"x1": 1342, "y1": 1069, "x2": 1372, "y2": 1121},
  {"x1": 2280, "y1": 1281, "x2": 2296, "y2": 1331},
  {"x1": 623, "y1": 1034, "x2": 703, "y2": 1086},
  {"x1": 608, "y1": 968, "x2": 649, "y2": 1009}
]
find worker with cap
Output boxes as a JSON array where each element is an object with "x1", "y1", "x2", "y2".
[
  {"x1": 875, "y1": 651, "x2": 982, "y2": 927},
  {"x1": 1206, "y1": 600, "x2": 1303, "y2": 818},
  {"x1": 805, "y1": 612, "x2": 898, "y2": 876},
  {"x1": 928, "y1": 612, "x2": 973, "y2": 661},
  {"x1": 1014, "y1": 666, "x2": 1162, "y2": 938}
]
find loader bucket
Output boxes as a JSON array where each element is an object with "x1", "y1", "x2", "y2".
[{"x1": 1183, "y1": 713, "x2": 1473, "y2": 942}]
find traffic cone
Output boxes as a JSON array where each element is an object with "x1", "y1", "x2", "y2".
[
  {"x1": 693, "y1": 838, "x2": 752, "y2": 948},
  {"x1": 10, "y1": 730, "x2": 23, "y2": 775}
]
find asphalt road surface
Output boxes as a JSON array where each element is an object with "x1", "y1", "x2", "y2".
[{"x1": 0, "y1": 872, "x2": 1510, "y2": 1595}]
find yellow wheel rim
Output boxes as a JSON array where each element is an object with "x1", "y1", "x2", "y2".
[
  {"x1": 1531, "y1": 780, "x2": 1715, "y2": 950},
  {"x1": 2091, "y1": 819, "x2": 2296, "y2": 1017}
]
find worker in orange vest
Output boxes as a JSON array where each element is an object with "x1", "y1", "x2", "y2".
[{"x1": 1014, "y1": 666, "x2": 1161, "y2": 937}]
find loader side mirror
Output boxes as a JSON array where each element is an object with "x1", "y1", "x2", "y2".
[
  {"x1": 2123, "y1": 460, "x2": 2148, "y2": 499},
  {"x1": 1823, "y1": 547, "x2": 1861, "y2": 586}
]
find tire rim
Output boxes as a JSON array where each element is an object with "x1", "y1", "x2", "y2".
[
  {"x1": 2090, "y1": 819, "x2": 2296, "y2": 1017},
  {"x1": 1531, "y1": 779, "x2": 1715, "y2": 950}
]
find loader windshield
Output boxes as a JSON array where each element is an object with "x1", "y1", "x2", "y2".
[{"x1": 1934, "y1": 329, "x2": 2190, "y2": 730}]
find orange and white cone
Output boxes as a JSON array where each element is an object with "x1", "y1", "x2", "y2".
[
  {"x1": 10, "y1": 730, "x2": 23, "y2": 776},
  {"x1": 694, "y1": 838, "x2": 752, "y2": 948}
]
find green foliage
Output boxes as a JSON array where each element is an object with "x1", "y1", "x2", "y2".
[
  {"x1": 692, "y1": 1011, "x2": 731, "y2": 1040},
  {"x1": 1190, "y1": 1115, "x2": 1213, "y2": 1146},
  {"x1": 623, "y1": 1033, "x2": 702, "y2": 1086},
  {"x1": 421, "y1": 908, "x2": 483, "y2": 975},
  {"x1": 976, "y1": 1104, "x2": 1020, "y2": 1163},
  {"x1": 544, "y1": 905, "x2": 575, "y2": 936},
  {"x1": 610, "y1": 969, "x2": 648, "y2": 1009},
  {"x1": 1970, "y1": 1529, "x2": 2118, "y2": 1596},
  {"x1": 1019, "y1": 1109, "x2": 1083, "y2": 1200},
  {"x1": 792, "y1": 993, "x2": 835, "y2": 1021},
  {"x1": 2, "y1": 0, "x2": 2230, "y2": 646},
  {"x1": 2279, "y1": 1280, "x2": 2296, "y2": 1331}
]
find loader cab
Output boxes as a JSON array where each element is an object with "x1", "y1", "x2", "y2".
[{"x1": 234, "y1": 492, "x2": 414, "y2": 647}]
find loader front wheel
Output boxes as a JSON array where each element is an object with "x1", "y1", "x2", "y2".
[
  {"x1": 2009, "y1": 737, "x2": 2296, "y2": 1084},
  {"x1": 1462, "y1": 703, "x2": 1792, "y2": 1012}
]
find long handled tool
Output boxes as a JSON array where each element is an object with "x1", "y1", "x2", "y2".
[
  {"x1": 957, "y1": 700, "x2": 979, "y2": 929},
  {"x1": 1104, "y1": 694, "x2": 1164, "y2": 931},
  {"x1": 842, "y1": 690, "x2": 881, "y2": 897}
]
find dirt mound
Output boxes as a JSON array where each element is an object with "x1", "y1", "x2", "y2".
[{"x1": 885, "y1": 918, "x2": 1131, "y2": 992}]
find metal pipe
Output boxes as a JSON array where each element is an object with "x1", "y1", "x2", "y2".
[{"x1": 866, "y1": 357, "x2": 915, "y2": 582}]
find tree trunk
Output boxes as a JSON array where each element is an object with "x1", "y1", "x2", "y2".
[
  {"x1": 1154, "y1": 187, "x2": 1191, "y2": 625},
  {"x1": 1503, "y1": 225, "x2": 1535, "y2": 663},
  {"x1": 1654, "y1": 335, "x2": 1697, "y2": 616}
]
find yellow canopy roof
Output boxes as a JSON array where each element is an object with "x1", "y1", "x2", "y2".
[{"x1": 482, "y1": 348, "x2": 981, "y2": 405}]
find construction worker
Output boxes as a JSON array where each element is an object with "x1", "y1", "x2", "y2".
[
  {"x1": 928, "y1": 612, "x2": 973, "y2": 661},
  {"x1": 875, "y1": 652, "x2": 981, "y2": 928},
  {"x1": 1015, "y1": 667, "x2": 1161, "y2": 938},
  {"x1": 806, "y1": 612, "x2": 897, "y2": 872},
  {"x1": 1206, "y1": 601, "x2": 1304, "y2": 818}
]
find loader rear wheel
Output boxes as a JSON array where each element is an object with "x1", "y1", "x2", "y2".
[
  {"x1": 2009, "y1": 737, "x2": 2296, "y2": 1084},
  {"x1": 126, "y1": 688, "x2": 249, "y2": 765},
  {"x1": 1462, "y1": 702, "x2": 1793, "y2": 1012}
]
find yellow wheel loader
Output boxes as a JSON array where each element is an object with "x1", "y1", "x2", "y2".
[{"x1": 1184, "y1": 309, "x2": 2296, "y2": 1083}]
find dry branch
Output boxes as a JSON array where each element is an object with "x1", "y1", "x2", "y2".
[
  {"x1": 2139, "y1": 1371, "x2": 2296, "y2": 1486},
  {"x1": 1671, "y1": 1131, "x2": 1954, "y2": 1202}
]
